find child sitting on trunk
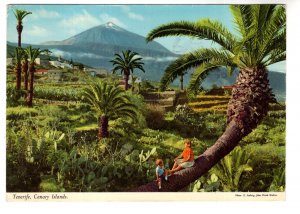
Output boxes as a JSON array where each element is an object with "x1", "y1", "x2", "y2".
[
  {"x1": 169, "y1": 139, "x2": 195, "y2": 174},
  {"x1": 155, "y1": 159, "x2": 169, "y2": 189}
]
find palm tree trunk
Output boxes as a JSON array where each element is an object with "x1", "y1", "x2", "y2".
[
  {"x1": 26, "y1": 64, "x2": 35, "y2": 107},
  {"x1": 22, "y1": 60, "x2": 29, "y2": 91},
  {"x1": 130, "y1": 67, "x2": 273, "y2": 192},
  {"x1": 17, "y1": 23, "x2": 23, "y2": 47},
  {"x1": 99, "y1": 115, "x2": 109, "y2": 139},
  {"x1": 180, "y1": 74, "x2": 184, "y2": 91},
  {"x1": 130, "y1": 120, "x2": 243, "y2": 192},
  {"x1": 227, "y1": 67, "x2": 272, "y2": 136},
  {"x1": 15, "y1": 62, "x2": 22, "y2": 90},
  {"x1": 124, "y1": 74, "x2": 129, "y2": 90}
]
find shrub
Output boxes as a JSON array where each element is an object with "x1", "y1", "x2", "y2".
[
  {"x1": 6, "y1": 107, "x2": 39, "y2": 121},
  {"x1": 145, "y1": 104, "x2": 166, "y2": 129},
  {"x1": 6, "y1": 83, "x2": 27, "y2": 107},
  {"x1": 167, "y1": 104, "x2": 207, "y2": 138},
  {"x1": 239, "y1": 143, "x2": 285, "y2": 192}
]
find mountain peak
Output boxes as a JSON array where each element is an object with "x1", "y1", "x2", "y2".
[
  {"x1": 106, "y1": 22, "x2": 115, "y2": 27},
  {"x1": 103, "y1": 22, "x2": 123, "y2": 31}
]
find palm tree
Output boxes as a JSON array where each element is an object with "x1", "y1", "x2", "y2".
[
  {"x1": 24, "y1": 46, "x2": 47, "y2": 107},
  {"x1": 82, "y1": 81, "x2": 139, "y2": 138},
  {"x1": 13, "y1": 47, "x2": 23, "y2": 90},
  {"x1": 131, "y1": 5, "x2": 285, "y2": 191},
  {"x1": 13, "y1": 9, "x2": 32, "y2": 48},
  {"x1": 210, "y1": 146, "x2": 253, "y2": 191},
  {"x1": 21, "y1": 49, "x2": 29, "y2": 91},
  {"x1": 110, "y1": 50, "x2": 145, "y2": 90}
]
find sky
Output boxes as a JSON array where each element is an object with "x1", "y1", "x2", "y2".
[
  {"x1": 6, "y1": 4, "x2": 233, "y2": 53},
  {"x1": 6, "y1": 4, "x2": 286, "y2": 72}
]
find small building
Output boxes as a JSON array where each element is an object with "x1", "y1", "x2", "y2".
[
  {"x1": 47, "y1": 70, "x2": 66, "y2": 82},
  {"x1": 222, "y1": 85, "x2": 233, "y2": 94},
  {"x1": 35, "y1": 58, "x2": 50, "y2": 67},
  {"x1": 85, "y1": 68, "x2": 108, "y2": 77},
  {"x1": 35, "y1": 69, "x2": 48, "y2": 75}
]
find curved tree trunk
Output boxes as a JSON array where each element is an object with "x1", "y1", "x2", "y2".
[{"x1": 130, "y1": 67, "x2": 273, "y2": 192}]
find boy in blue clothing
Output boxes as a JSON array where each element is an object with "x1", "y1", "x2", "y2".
[{"x1": 155, "y1": 159, "x2": 169, "y2": 189}]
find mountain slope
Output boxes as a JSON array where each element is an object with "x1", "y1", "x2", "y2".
[{"x1": 41, "y1": 22, "x2": 174, "y2": 55}]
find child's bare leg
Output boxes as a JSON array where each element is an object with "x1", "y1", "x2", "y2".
[
  {"x1": 169, "y1": 165, "x2": 182, "y2": 174},
  {"x1": 172, "y1": 162, "x2": 178, "y2": 170},
  {"x1": 157, "y1": 178, "x2": 162, "y2": 189}
]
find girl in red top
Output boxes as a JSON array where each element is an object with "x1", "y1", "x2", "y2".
[{"x1": 169, "y1": 139, "x2": 195, "y2": 174}]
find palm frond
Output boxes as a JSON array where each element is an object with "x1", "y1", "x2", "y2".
[
  {"x1": 160, "y1": 48, "x2": 233, "y2": 91},
  {"x1": 234, "y1": 164, "x2": 253, "y2": 187},
  {"x1": 147, "y1": 19, "x2": 236, "y2": 52},
  {"x1": 13, "y1": 9, "x2": 32, "y2": 22},
  {"x1": 188, "y1": 63, "x2": 222, "y2": 93}
]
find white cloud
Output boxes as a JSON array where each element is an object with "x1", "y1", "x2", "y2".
[
  {"x1": 121, "y1": 5, "x2": 144, "y2": 21},
  {"x1": 31, "y1": 9, "x2": 60, "y2": 19},
  {"x1": 99, "y1": 13, "x2": 127, "y2": 28},
  {"x1": 50, "y1": 49, "x2": 72, "y2": 58},
  {"x1": 143, "y1": 56, "x2": 177, "y2": 62},
  {"x1": 49, "y1": 49, "x2": 104, "y2": 59},
  {"x1": 128, "y1": 12, "x2": 144, "y2": 21},
  {"x1": 60, "y1": 9, "x2": 101, "y2": 31},
  {"x1": 25, "y1": 25, "x2": 48, "y2": 37}
]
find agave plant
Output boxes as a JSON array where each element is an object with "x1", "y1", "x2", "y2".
[{"x1": 210, "y1": 146, "x2": 253, "y2": 191}]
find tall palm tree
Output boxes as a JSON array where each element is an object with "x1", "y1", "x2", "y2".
[
  {"x1": 210, "y1": 146, "x2": 253, "y2": 191},
  {"x1": 132, "y1": 5, "x2": 285, "y2": 191},
  {"x1": 13, "y1": 9, "x2": 32, "y2": 48},
  {"x1": 82, "y1": 81, "x2": 139, "y2": 138},
  {"x1": 110, "y1": 50, "x2": 145, "y2": 90},
  {"x1": 13, "y1": 47, "x2": 23, "y2": 90},
  {"x1": 24, "y1": 46, "x2": 47, "y2": 107},
  {"x1": 21, "y1": 49, "x2": 29, "y2": 91}
]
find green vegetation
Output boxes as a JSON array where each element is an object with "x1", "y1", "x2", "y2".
[{"x1": 6, "y1": 72, "x2": 285, "y2": 191}]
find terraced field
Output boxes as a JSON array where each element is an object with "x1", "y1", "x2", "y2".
[{"x1": 188, "y1": 95, "x2": 231, "y2": 113}]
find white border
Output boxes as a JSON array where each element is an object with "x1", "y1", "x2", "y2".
[{"x1": 1, "y1": 0, "x2": 299, "y2": 213}]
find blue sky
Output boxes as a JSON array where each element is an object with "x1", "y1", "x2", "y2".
[{"x1": 6, "y1": 4, "x2": 285, "y2": 72}]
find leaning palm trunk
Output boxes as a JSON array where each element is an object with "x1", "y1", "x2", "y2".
[
  {"x1": 130, "y1": 67, "x2": 273, "y2": 192},
  {"x1": 227, "y1": 67, "x2": 272, "y2": 135},
  {"x1": 26, "y1": 64, "x2": 35, "y2": 107}
]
